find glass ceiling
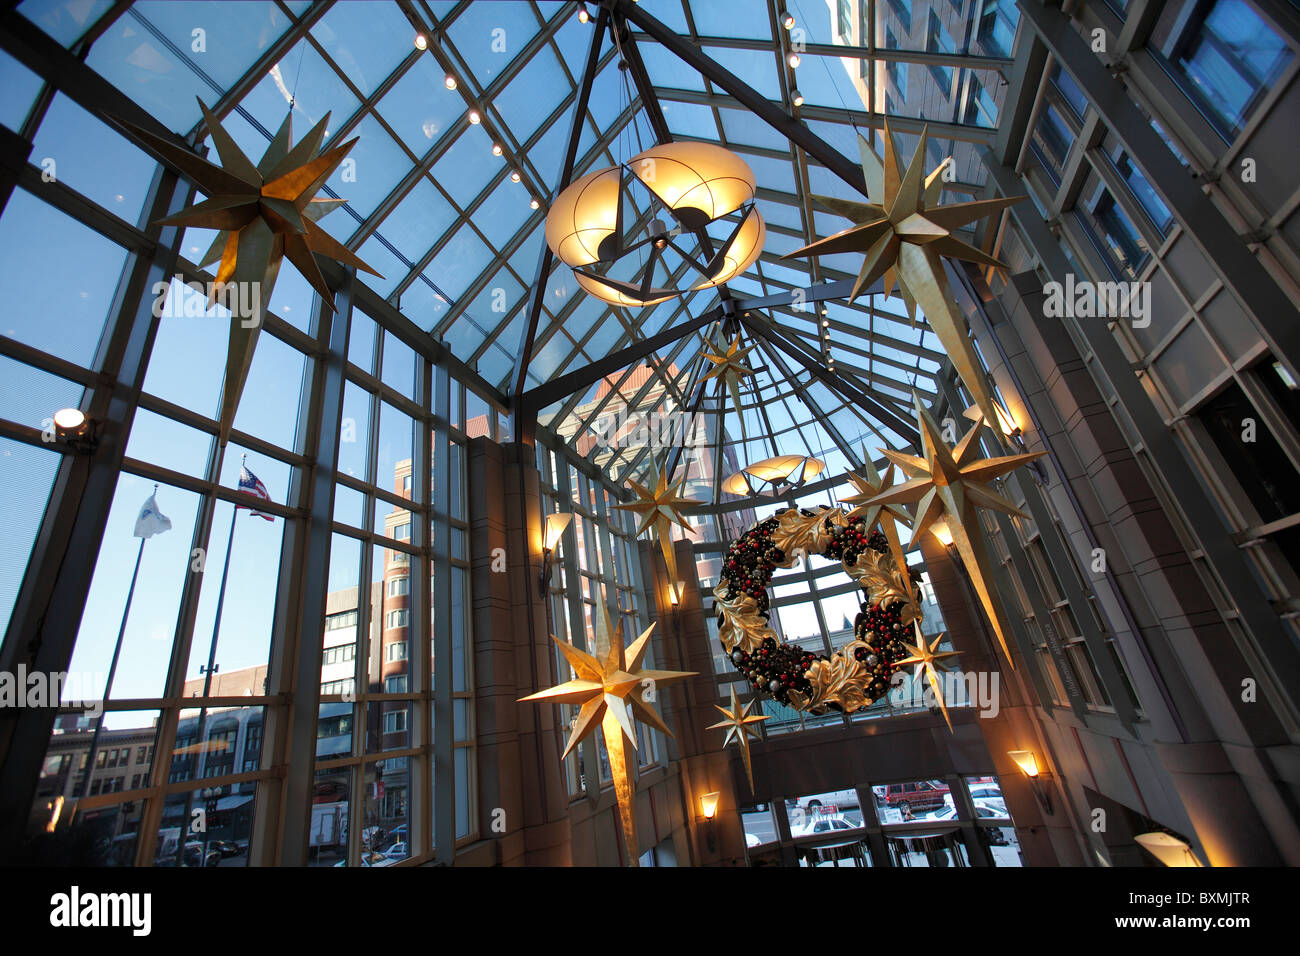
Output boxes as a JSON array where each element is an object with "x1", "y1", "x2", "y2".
[{"x1": 18, "y1": 0, "x2": 1020, "y2": 499}]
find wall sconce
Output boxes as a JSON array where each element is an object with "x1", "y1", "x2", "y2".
[
  {"x1": 963, "y1": 401, "x2": 1021, "y2": 438},
  {"x1": 51, "y1": 407, "x2": 96, "y2": 453},
  {"x1": 1135, "y1": 831, "x2": 1202, "y2": 867},
  {"x1": 539, "y1": 512, "x2": 572, "y2": 597},
  {"x1": 701, "y1": 791, "x2": 721, "y2": 852},
  {"x1": 668, "y1": 581, "x2": 684, "y2": 607},
  {"x1": 1008, "y1": 749, "x2": 1054, "y2": 815},
  {"x1": 930, "y1": 519, "x2": 954, "y2": 548}
]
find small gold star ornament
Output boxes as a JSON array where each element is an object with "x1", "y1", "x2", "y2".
[
  {"x1": 612, "y1": 460, "x2": 702, "y2": 590},
  {"x1": 896, "y1": 621, "x2": 961, "y2": 732},
  {"x1": 707, "y1": 685, "x2": 769, "y2": 793},
  {"x1": 518, "y1": 597, "x2": 695, "y2": 865},
  {"x1": 867, "y1": 393, "x2": 1046, "y2": 668}
]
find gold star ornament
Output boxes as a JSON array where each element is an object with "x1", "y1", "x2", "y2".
[
  {"x1": 781, "y1": 119, "x2": 1023, "y2": 438},
  {"x1": 114, "y1": 100, "x2": 382, "y2": 444},
  {"x1": 867, "y1": 393, "x2": 1046, "y2": 668},
  {"x1": 519, "y1": 598, "x2": 695, "y2": 865},
  {"x1": 707, "y1": 685, "x2": 769, "y2": 793},
  {"x1": 896, "y1": 621, "x2": 961, "y2": 732},
  {"x1": 701, "y1": 334, "x2": 757, "y2": 439},
  {"x1": 840, "y1": 455, "x2": 912, "y2": 581},
  {"x1": 612, "y1": 460, "x2": 702, "y2": 590}
]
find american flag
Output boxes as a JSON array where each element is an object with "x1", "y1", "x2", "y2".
[{"x1": 237, "y1": 464, "x2": 275, "y2": 521}]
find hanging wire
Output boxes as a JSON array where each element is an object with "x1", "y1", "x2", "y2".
[{"x1": 288, "y1": 36, "x2": 308, "y2": 111}]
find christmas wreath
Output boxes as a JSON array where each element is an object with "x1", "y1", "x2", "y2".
[{"x1": 713, "y1": 505, "x2": 923, "y2": 713}]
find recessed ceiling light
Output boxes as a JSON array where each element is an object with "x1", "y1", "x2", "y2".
[
  {"x1": 444, "y1": 74, "x2": 457, "y2": 90},
  {"x1": 530, "y1": 198, "x2": 540, "y2": 209},
  {"x1": 492, "y1": 142, "x2": 503, "y2": 156},
  {"x1": 414, "y1": 34, "x2": 427, "y2": 51},
  {"x1": 468, "y1": 109, "x2": 481, "y2": 124},
  {"x1": 510, "y1": 171, "x2": 521, "y2": 183}
]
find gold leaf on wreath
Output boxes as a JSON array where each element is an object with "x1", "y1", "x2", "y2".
[
  {"x1": 844, "y1": 549, "x2": 922, "y2": 625},
  {"x1": 787, "y1": 640, "x2": 873, "y2": 714},
  {"x1": 713, "y1": 584, "x2": 773, "y2": 654},
  {"x1": 771, "y1": 506, "x2": 845, "y2": 559}
]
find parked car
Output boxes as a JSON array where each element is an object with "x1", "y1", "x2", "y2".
[
  {"x1": 790, "y1": 815, "x2": 859, "y2": 839},
  {"x1": 795, "y1": 789, "x2": 860, "y2": 812},
  {"x1": 941, "y1": 792, "x2": 1008, "y2": 818},
  {"x1": 880, "y1": 781, "x2": 950, "y2": 814},
  {"x1": 209, "y1": 839, "x2": 242, "y2": 858},
  {"x1": 181, "y1": 841, "x2": 221, "y2": 867},
  {"x1": 382, "y1": 842, "x2": 408, "y2": 861},
  {"x1": 966, "y1": 784, "x2": 1005, "y2": 804},
  {"x1": 929, "y1": 802, "x2": 1011, "y2": 843}
]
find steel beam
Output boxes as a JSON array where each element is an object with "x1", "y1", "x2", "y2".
[
  {"x1": 522, "y1": 306, "x2": 721, "y2": 412},
  {"x1": 740, "y1": 313, "x2": 920, "y2": 447},
  {"x1": 616, "y1": 0, "x2": 868, "y2": 193},
  {"x1": 512, "y1": 3, "x2": 609, "y2": 407}
]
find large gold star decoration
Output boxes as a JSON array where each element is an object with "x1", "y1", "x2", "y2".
[
  {"x1": 840, "y1": 455, "x2": 912, "y2": 581},
  {"x1": 115, "y1": 99, "x2": 382, "y2": 444},
  {"x1": 867, "y1": 393, "x2": 1045, "y2": 668},
  {"x1": 519, "y1": 597, "x2": 695, "y2": 865},
  {"x1": 701, "y1": 334, "x2": 757, "y2": 439},
  {"x1": 896, "y1": 621, "x2": 961, "y2": 732},
  {"x1": 707, "y1": 685, "x2": 769, "y2": 793},
  {"x1": 612, "y1": 461, "x2": 702, "y2": 590},
  {"x1": 780, "y1": 119, "x2": 1023, "y2": 438}
]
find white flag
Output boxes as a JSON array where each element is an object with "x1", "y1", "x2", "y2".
[{"x1": 133, "y1": 493, "x2": 172, "y2": 538}]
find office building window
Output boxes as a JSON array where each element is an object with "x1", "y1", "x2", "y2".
[
  {"x1": 386, "y1": 641, "x2": 408, "y2": 662},
  {"x1": 386, "y1": 609, "x2": 409, "y2": 630},
  {"x1": 926, "y1": 12, "x2": 956, "y2": 92},
  {"x1": 1151, "y1": 0, "x2": 1294, "y2": 141},
  {"x1": 388, "y1": 575, "x2": 409, "y2": 597}
]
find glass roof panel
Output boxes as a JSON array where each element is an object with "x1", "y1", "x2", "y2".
[
  {"x1": 687, "y1": 0, "x2": 773, "y2": 40},
  {"x1": 378, "y1": 54, "x2": 465, "y2": 155},
  {"x1": 18, "y1": 0, "x2": 116, "y2": 47},
  {"x1": 323, "y1": 114, "x2": 411, "y2": 221},
  {"x1": 638, "y1": 43, "x2": 708, "y2": 92},
  {"x1": 432, "y1": 125, "x2": 499, "y2": 208},
  {"x1": 84, "y1": 12, "x2": 215, "y2": 133},
  {"x1": 132, "y1": 1, "x2": 292, "y2": 92},
  {"x1": 311, "y1": 2, "x2": 413, "y2": 98},
  {"x1": 698, "y1": 45, "x2": 782, "y2": 100},
  {"x1": 445, "y1": 1, "x2": 542, "y2": 90},
  {"x1": 492, "y1": 45, "x2": 571, "y2": 144},
  {"x1": 376, "y1": 176, "x2": 458, "y2": 263}
]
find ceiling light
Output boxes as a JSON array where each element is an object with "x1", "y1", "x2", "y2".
[
  {"x1": 530, "y1": 198, "x2": 540, "y2": 210},
  {"x1": 782, "y1": 13, "x2": 796, "y2": 29},
  {"x1": 510, "y1": 170, "x2": 521, "y2": 182},
  {"x1": 822, "y1": 319, "x2": 829, "y2": 327},
  {"x1": 444, "y1": 74, "x2": 457, "y2": 90},
  {"x1": 468, "y1": 109, "x2": 481, "y2": 124},
  {"x1": 53, "y1": 407, "x2": 89, "y2": 440},
  {"x1": 791, "y1": 89, "x2": 804, "y2": 107},
  {"x1": 492, "y1": 142, "x2": 503, "y2": 156},
  {"x1": 577, "y1": 3, "x2": 591, "y2": 23},
  {"x1": 414, "y1": 34, "x2": 427, "y2": 51},
  {"x1": 787, "y1": 52, "x2": 800, "y2": 69}
]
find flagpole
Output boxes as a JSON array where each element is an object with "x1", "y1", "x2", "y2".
[
  {"x1": 174, "y1": 456, "x2": 243, "y2": 865},
  {"x1": 79, "y1": 493, "x2": 152, "y2": 800}
]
